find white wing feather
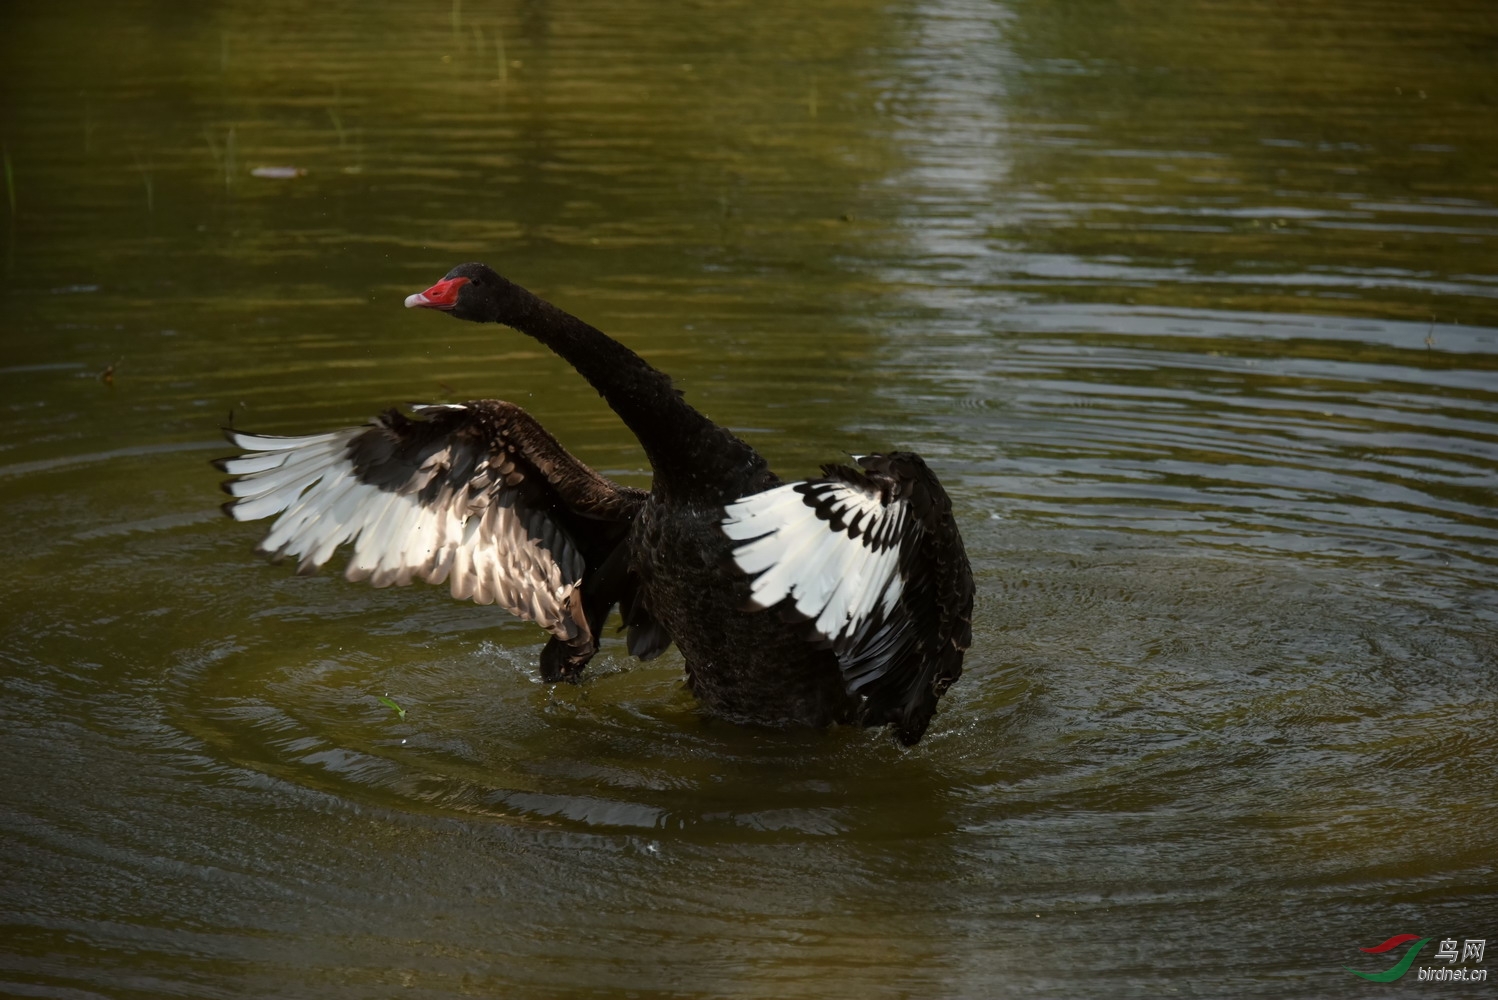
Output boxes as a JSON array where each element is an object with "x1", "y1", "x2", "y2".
[
  {"x1": 722, "y1": 481, "x2": 907, "y2": 647},
  {"x1": 221, "y1": 424, "x2": 581, "y2": 629}
]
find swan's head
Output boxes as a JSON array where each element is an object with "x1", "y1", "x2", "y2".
[{"x1": 404, "y1": 262, "x2": 514, "y2": 322}]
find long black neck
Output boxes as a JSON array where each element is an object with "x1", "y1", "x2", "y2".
[{"x1": 500, "y1": 283, "x2": 770, "y2": 501}]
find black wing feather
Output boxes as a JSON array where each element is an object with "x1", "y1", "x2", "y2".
[
  {"x1": 722, "y1": 452, "x2": 974, "y2": 744},
  {"x1": 218, "y1": 400, "x2": 661, "y2": 679}
]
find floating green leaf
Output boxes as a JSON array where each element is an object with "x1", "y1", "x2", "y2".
[{"x1": 376, "y1": 694, "x2": 406, "y2": 719}]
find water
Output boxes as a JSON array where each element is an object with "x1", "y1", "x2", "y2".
[{"x1": 2, "y1": 0, "x2": 1495, "y2": 996}]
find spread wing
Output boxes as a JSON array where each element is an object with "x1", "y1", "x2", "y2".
[
  {"x1": 722, "y1": 452, "x2": 974, "y2": 744},
  {"x1": 216, "y1": 401, "x2": 655, "y2": 677}
]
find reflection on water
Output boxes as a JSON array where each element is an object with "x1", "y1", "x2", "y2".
[{"x1": 2, "y1": 0, "x2": 1495, "y2": 996}]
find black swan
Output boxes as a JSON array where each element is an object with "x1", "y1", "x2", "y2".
[{"x1": 217, "y1": 263, "x2": 973, "y2": 744}]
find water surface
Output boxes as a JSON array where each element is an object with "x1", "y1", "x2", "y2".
[{"x1": 2, "y1": 0, "x2": 1495, "y2": 996}]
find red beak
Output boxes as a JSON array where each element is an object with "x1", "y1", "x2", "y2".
[{"x1": 404, "y1": 275, "x2": 470, "y2": 311}]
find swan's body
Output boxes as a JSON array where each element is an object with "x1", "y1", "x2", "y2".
[{"x1": 218, "y1": 264, "x2": 973, "y2": 744}]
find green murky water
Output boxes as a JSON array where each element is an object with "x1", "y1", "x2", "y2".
[{"x1": 3, "y1": 0, "x2": 1496, "y2": 996}]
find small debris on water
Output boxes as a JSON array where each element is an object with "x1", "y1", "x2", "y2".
[{"x1": 250, "y1": 166, "x2": 307, "y2": 179}]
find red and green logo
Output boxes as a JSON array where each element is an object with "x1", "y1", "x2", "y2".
[{"x1": 1346, "y1": 934, "x2": 1431, "y2": 982}]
